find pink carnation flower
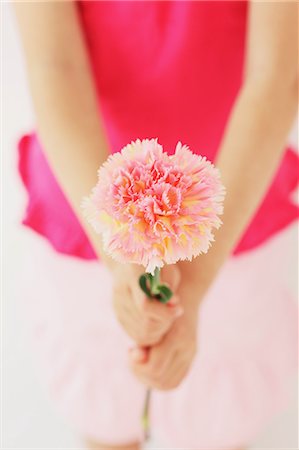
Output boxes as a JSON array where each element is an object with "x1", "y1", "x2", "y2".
[{"x1": 82, "y1": 139, "x2": 225, "y2": 274}]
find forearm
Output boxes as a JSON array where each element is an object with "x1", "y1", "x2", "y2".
[
  {"x1": 28, "y1": 65, "x2": 112, "y2": 259},
  {"x1": 179, "y1": 78, "x2": 298, "y2": 304},
  {"x1": 15, "y1": 2, "x2": 114, "y2": 265}
]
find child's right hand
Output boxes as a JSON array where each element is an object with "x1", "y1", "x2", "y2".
[{"x1": 112, "y1": 264, "x2": 183, "y2": 347}]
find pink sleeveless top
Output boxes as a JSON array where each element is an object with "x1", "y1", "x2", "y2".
[{"x1": 18, "y1": 1, "x2": 298, "y2": 260}]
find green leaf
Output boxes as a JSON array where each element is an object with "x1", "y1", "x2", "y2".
[
  {"x1": 156, "y1": 284, "x2": 173, "y2": 303},
  {"x1": 139, "y1": 274, "x2": 152, "y2": 298}
]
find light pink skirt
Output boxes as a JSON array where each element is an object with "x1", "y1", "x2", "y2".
[{"x1": 19, "y1": 225, "x2": 298, "y2": 449}]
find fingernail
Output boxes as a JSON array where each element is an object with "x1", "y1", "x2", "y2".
[
  {"x1": 168, "y1": 295, "x2": 179, "y2": 306},
  {"x1": 130, "y1": 348, "x2": 145, "y2": 362}
]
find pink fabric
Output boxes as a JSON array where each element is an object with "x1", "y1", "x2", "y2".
[
  {"x1": 19, "y1": 223, "x2": 298, "y2": 447},
  {"x1": 17, "y1": 1, "x2": 298, "y2": 260}
]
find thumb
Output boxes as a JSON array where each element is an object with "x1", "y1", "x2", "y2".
[
  {"x1": 161, "y1": 264, "x2": 181, "y2": 293},
  {"x1": 129, "y1": 346, "x2": 149, "y2": 363}
]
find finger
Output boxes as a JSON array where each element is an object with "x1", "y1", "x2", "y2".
[
  {"x1": 161, "y1": 342, "x2": 197, "y2": 390},
  {"x1": 128, "y1": 346, "x2": 149, "y2": 363},
  {"x1": 117, "y1": 310, "x2": 141, "y2": 342},
  {"x1": 122, "y1": 308, "x2": 167, "y2": 346},
  {"x1": 129, "y1": 285, "x2": 183, "y2": 320},
  {"x1": 122, "y1": 294, "x2": 140, "y2": 322},
  {"x1": 161, "y1": 264, "x2": 181, "y2": 292},
  {"x1": 133, "y1": 352, "x2": 189, "y2": 391},
  {"x1": 131, "y1": 267, "x2": 180, "y2": 309},
  {"x1": 113, "y1": 283, "x2": 139, "y2": 322},
  {"x1": 118, "y1": 295, "x2": 171, "y2": 346},
  {"x1": 118, "y1": 311, "x2": 154, "y2": 345},
  {"x1": 138, "y1": 296, "x2": 184, "y2": 323},
  {"x1": 143, "y1": 339, "x2": 176, "y2": 379},
  {"x1": 130, "y1": 273, "x2": 148, "y2": 308},
  {"x1": 129, "y1": 361, "x2": 162, "y2": 390},
  {"x1": 130, "y1": 359, "x2": 180, "y2": 391},
  {"x1": 113, "y1": 293, "x2": 146, "y2": 342},
  {"x1": 143, "y1": 352, "x2": 174, "y2": 382},
  {"x1": 115, "y1": 281, "x2": 147, "y2": 324},
  {"x1": 113, "y1": 283, "x2": 171, "y2": 345},
  {"x1": 131, "y1": 329, "x2": 177, "y2": 380},
  {"x1": 167, "y1": 295, "x2": 180, "y2": 307},
  {"x1": 159, "y1": 356, "x2": 188, "y2": 391}
]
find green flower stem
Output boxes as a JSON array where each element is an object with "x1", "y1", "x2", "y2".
[
  {"x1": 138, "y1": 266, "x2": 173, "y2": 442},
  {"x1": 150, "y1": 267, "x2": 161, "y2": 296},
  {"x1": 142, "y1": 388, "x2": 151, "y2": 441},
  {"x1": 139, "y1": 269, "x2": 173, "y2": 303}
]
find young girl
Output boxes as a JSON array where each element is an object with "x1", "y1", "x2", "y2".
[{"x1": 14, "y1": 1, "x2": 298, "y2": 449}]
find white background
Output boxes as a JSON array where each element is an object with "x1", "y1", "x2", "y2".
[{"x1": 2, "y1": 3, "x2": 298, "y2": 449}]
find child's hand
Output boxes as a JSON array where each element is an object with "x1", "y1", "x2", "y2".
[
  {"x1": 129, "y1": 282, "x2": 199, "y2": 390},
  {"x1": 112, "y1": 264, "x2": 183, "y2": 346}
]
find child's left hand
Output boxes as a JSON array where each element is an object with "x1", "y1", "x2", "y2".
[{"x1": 129, "y1": 284, "x2": 199, "y2": 390}]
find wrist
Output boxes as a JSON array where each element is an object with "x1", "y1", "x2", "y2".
[
  {"x1": 178, "y1": 282, "x2": 202, "y2": 318},
  {"x1": 178, "y1": 262, "x2": 210, "y2": 298}
]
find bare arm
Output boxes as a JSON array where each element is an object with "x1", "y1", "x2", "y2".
[
  {"x1": 14, "y1": 1, "x2": 113, "y2": 264},
  {"x1": 179, "y1": 1, "x2": 298, "y2": 303},
  {"x1": 14, "y1": 1, "x2": 184, "y2": 346}
]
